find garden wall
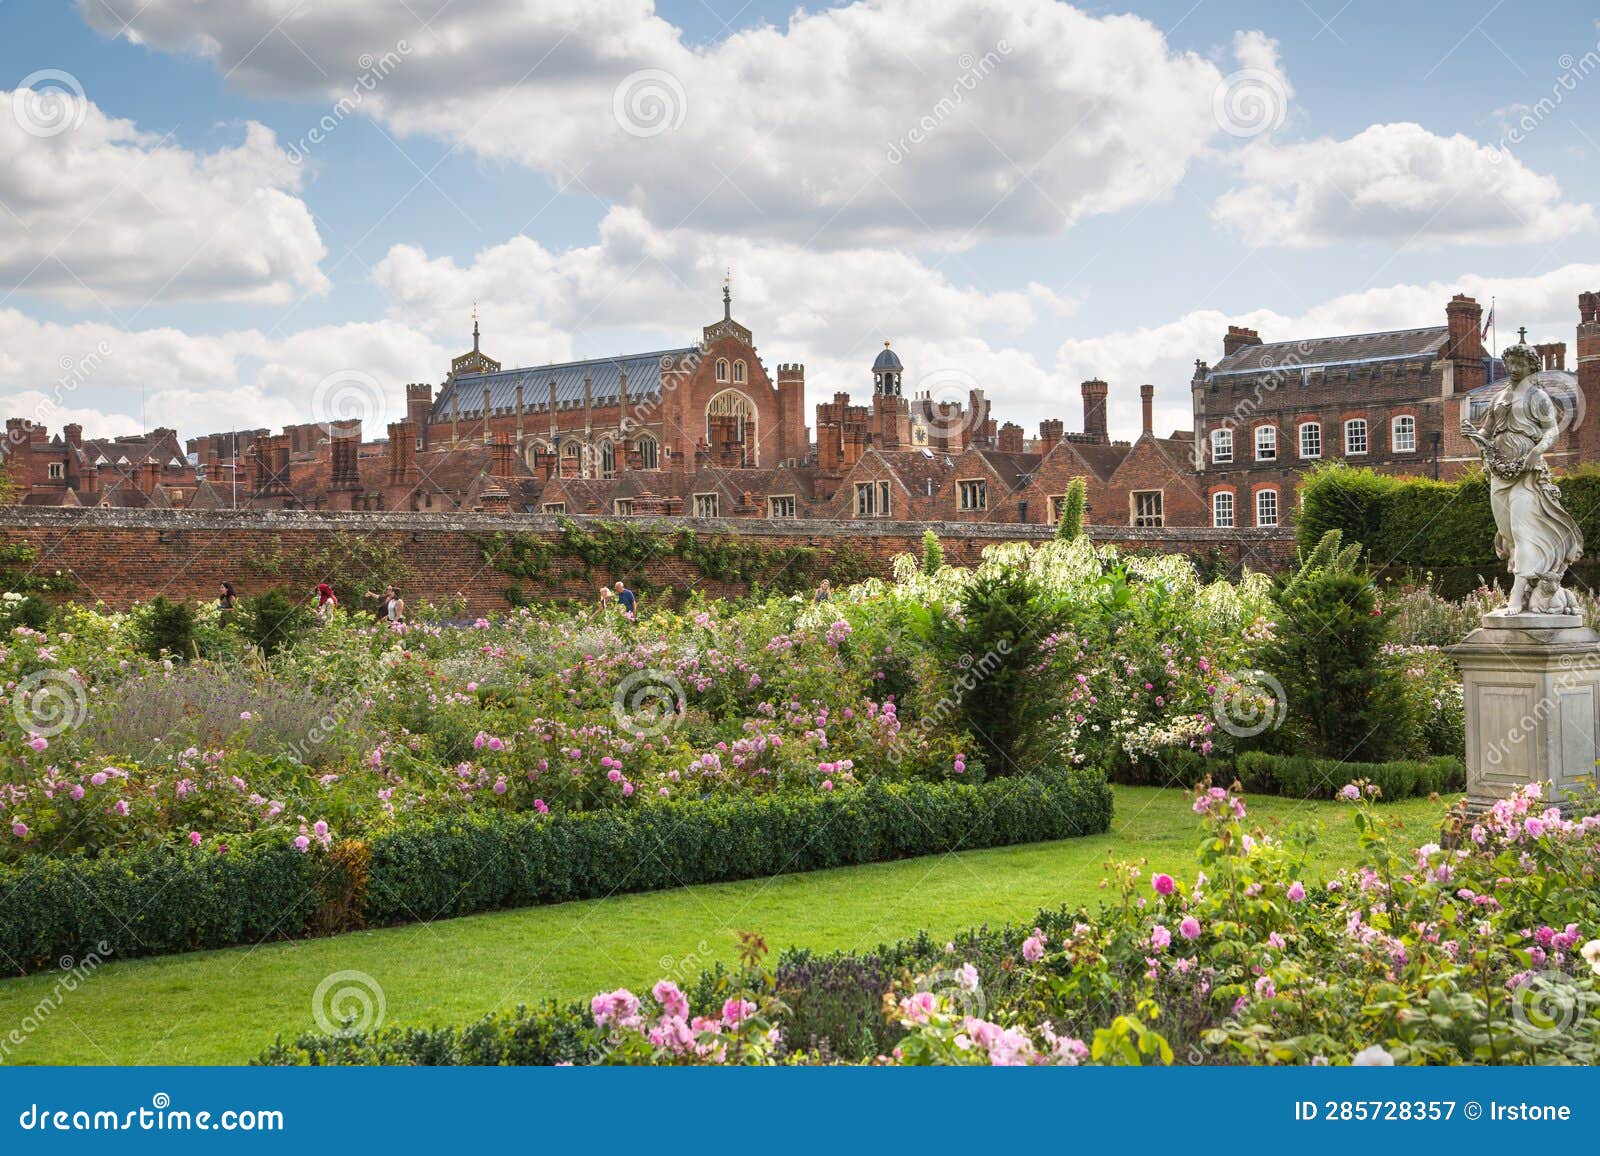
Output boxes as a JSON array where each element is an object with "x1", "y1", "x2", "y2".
[{"x1": 0, "y1": 508, "x2": 1295, "y2": 616}]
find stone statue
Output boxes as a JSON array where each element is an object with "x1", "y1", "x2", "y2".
[{"x1": 1460, "y1": 336, "x2": 1584, "y2": 616}]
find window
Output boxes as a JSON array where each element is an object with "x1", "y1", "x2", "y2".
[
  {"x1": 1212, "y1": 491, "x2": 1235, "y2": 528},
  {"x1": 1298, "y1": 422, "x2": 1321, "y2": 459},
  {"x1": 1132, "y1": 490, "x2": 1164, "y2": 528},
  {"x1": 732, "y1": 360, "x2": 746, "y2": 384},
  {"x1": 613, "y1": 499, "x2": 634, "y2": 516},
  {"x1": 1392, "y1": 414, "x2": 1416, "y2": 453},
  {"x1": 854, "y1": 480, "x2": 891, "y2": 517},
  {"x1": 1344, "y1": 418, "x2": 1368, "y2": 456},
  {"x1": 542, "y1": 502, "x2": 566, "y2": 514},
  {"x1": 715, "y1": 359, "x2": 728, "y2": 382},
  {"x1": 767, "y1": 495, "x2": 796, "y2": 518},
  {"x1": 958, "y1": 479, "x2": 988, "y2": 511},
  {"x1": 1256, "y1": 488, "x2": 1279, "y2": 527},
  {"x1": 693, "y1": 493, "x2": 720, "y2": 518},
  {"x1": 47, "y1": 462, "x2": 63, "y2": 479},
  {"x1": 1210, "y1": 428, "x2": 1233, "y2": 463},
  {"x1": 1254, "y1": 425, "x2": 1277, "y2": 461},
  {"x1": 600, "y1": 441, "x2": 616, "y2": 478},
  {"x1": 1468, "y1": 396, "x2": 1491, "y2": 424},
  {"x1": 636, "y1": 434, "x2": 659, "y2": 470}
]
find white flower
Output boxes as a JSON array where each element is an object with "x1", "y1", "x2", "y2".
[
  {"x1": 1351, "y1": 1045, "x2": 1395, "y2": 1067},
  {"x1": 1581, "y1": 939, "x2": 1600, "y2": 977}
]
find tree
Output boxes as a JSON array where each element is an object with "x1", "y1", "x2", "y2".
[
  {"x1": 1056, "y1": 478, "x2": 1086, "y2": 540},
  {"x1": 920, "y1": 529, "x2": 944, "y2": 575},
  {"x1": 136, "y1": 597, "x2": 198, "y2": 661},
  {"x1": 241, "y1": 588, "x2": 315, "y2": 657}
]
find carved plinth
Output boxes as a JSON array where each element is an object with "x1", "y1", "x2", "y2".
[{"x1": 1445, "y1": 613, "x2": 1600, "y2": 813}]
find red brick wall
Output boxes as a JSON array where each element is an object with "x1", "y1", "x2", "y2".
[{"x1": 0, "y1": 510, "x2": 1295, "y2": 616}]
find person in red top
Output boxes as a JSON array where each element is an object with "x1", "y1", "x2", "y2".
[{"x1": 315, "y1": 583, "x2": 338, "y2": 619}]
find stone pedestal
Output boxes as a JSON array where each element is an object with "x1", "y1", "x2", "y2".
[{"x1": 1445, "y1": 612, "x2": 1600, "y2": 813}]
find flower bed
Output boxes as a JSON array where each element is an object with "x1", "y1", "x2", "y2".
[{"x1": 259, "y1": 783, "x2": 1600, "y2": 1067}]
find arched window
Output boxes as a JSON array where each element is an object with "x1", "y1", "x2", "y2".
[
  {"x1": 705, "y1": 389, "x2": 758, "y2": 465},
  {"x1": 1298, "y1": 422, "x2": 1321, "y2": 459},
  {"x1": 715, "y1": 359, "x2": 729, "y2": 382},
  {"x1": 1344, "y1": 418, "x2": 1368, "y2": 455},
  {"x1": 1212, "y1": 491, "x2": 1235, "y2": 528},
  {"x1": 1256, "y1": 488, "x2": 1279, "y2": 527},
  {"x1": 732, "y1": 360, "x2": 746, "y2": 384},
  {"x1": 1210, "y1": 427, "x2": 1233, "y2": 463},
  {"x1": 1254, "y1": 425, "x2": 1277, "y2": 461},
  {"x1": 636, "y1": 433, "x2": 660, "y2": 470},
  {"x1": 1392, "y1": 414, "x2": 1416, "y2": 452},
  {"x1": 600, "y1": 440, "x2": 616, "y2": 478}
]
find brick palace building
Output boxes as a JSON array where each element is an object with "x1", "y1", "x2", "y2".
[{"x1": 4, "y1": 287, "x2": 1597, "y2": 532}]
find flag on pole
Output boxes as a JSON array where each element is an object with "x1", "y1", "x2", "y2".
[{"x1": 1481, "y1": 301, "x2": 1495, "y2": 341}]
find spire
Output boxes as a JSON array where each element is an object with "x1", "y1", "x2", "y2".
[
  {"x1": 472, "y1": 302, "x2": 480, "y2": 353},
  {"x1": 723, "y1": 267, "x2": 731, "y2": 320}
]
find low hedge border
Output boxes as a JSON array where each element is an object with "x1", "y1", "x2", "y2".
[
  {"x1": 0, "y1": 767, "x2": 1113, "y2": 977},
  {"x1": 1113, "y1": 749, "x2": 1463, "y2": 802}
]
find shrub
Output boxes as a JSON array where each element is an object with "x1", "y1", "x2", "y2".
[
  {"x1": 927, "y1": 568, "x2": 1069, "y2": 776},
  {"x1": 134, "y1": 596, "x2": 198, "y2": 661},
  {"x1": 919, "y1": 529, "x2": 944, "y2": 575},
  {"x1": 1235, "y1": 751, "x2": 1462, "y2": 800},
  {"x1": 0, "y1": 592, "x2": 53, "y2": 631},
  {"x1": 1263, "y1": 543, "x2": 1412, "y2": 761},
  {"x1": 240, "y1": 588, "x2": 314, "y2": 656},
  {"x1": 0, "y1": 767, "x2": 1112, "y2": 975}
]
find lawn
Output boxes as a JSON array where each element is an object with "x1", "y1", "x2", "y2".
[{"x1": 0, "y1": 785, "x2": 1454, "y2": 1066}]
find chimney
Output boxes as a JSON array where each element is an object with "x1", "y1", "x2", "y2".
[
  {"x1": 998, "y1": 422, "x2": 1024, "y2": 453},
  {"x1": 63, "y1": 423, "x2": 82, "y2": 448},
  {"x1": 331, "y1": 434, "x2": 359, "y2": 489},
  {"x1": 1080, "y1": 379, "x2": 1109, "y2": 445},
  {"x1": 1140, "y1": 383, "x2": 1154, "y2": 437},
  {"x1": 1534, "y1": 342, "x2": 1567, "y2": 371},
  {"x1": 1444, "y1": 293, "x2": 1486, "y2": 394},
  {"x1": 139, "y1": 458, "x2": 161, "y2": 494},
  {"x1": 1223, "y1": 326, "x2": 1262, "y2": 357},
  {"x1": 1038, "y1": 419, "x2": 1063, "y2": 455},
  {"x1": 479, "y1": 484, "x2": 510, "y2": 514},
  {"x1": 387, "y1": 420, "x2": 419, "y2": 484},
  {"x1": 491, "y1": 436, "x2": 515, "y2": 479}
]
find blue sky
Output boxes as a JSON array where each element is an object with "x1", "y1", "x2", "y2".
[{"x1": 2, "y1": 0, "x2": 1597, "y2": 441}]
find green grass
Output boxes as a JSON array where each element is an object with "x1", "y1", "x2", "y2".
[{"x1": 0, "y1": 785, "x2": 1454, "y2": 1066}]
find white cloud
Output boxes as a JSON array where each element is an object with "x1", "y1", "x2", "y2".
[
  {"x1": 1213, "y1": 123, "x2": 1595, "y2": 247},
  {"x1": 0, "y1": 89, "x2": 328, "y2": 305},
  {"x1": 81, "y1": 0, "x2": 1235, "y2": 244}
]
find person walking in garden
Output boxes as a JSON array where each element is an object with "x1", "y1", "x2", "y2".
[
  {"x1": 594, "y1": 585, "x2": 616, "y2": 617},
  {"x1": 364, "y1": 584, "x2": 404, "y2": 625},
  {"x1": 217, "y1": 581, "x2": 239, "y2": 617},
  {"x1": 613, "y1": 580, "x2": 637, "y2": 618},
  {"x1": 315, "y1": 582, "x2": 339, "y2": 620},
  {"x1": 814, "y1": 579, "x2": 832, "y2": 604}
]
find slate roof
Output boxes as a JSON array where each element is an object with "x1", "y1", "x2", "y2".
[
  {"x1": 433, "y1": 348, "x2": 697, "y2": 420},
  {"x1": 1210, "y1": 326, "x2": 1449, "y2": 376}
]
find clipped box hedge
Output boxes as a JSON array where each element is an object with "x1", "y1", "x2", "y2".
[
  {"x1": 1235, "y1": 751, "x2": 1463, "y2": 801},
  {"x1": 0, "y1": 767, "x2": 1112, "y2": 976}
]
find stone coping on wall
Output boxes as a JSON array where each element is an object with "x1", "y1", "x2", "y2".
[{"x1": 0, "y1": 506, "x2": 1296, "y2": 545}]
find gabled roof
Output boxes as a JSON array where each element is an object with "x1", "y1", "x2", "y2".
[
  {"x1": 433, "y1": 347, "x2": 697, "y2": 421},
  {"x1": 1210, "y1": 326, "x2": 1448, "y2": 376}
]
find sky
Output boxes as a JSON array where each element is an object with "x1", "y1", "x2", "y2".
[{"x1": 2, "y1": 0, "x2": 1598, "y2": 446}]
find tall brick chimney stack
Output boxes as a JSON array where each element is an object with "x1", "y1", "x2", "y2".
[
  {"x1": 1223, "y1": 326, "x2": 1262, "y2": 357},
  {"x1": 1140, "y1": 383, "x2": 1155, "y2": 437},
  {"x1": 1577, "y1": 291, "x2": 1600, "y2": 458},
  {"x1": 1444, "y1": 293, "x2": 1486, "y2": 395},
  {"x1": 491, "y1": 436, "x2": 516, "y2": 479},
  {"x1": 63, "y1": 423, "x2": 82, "y2": 448},
  {"x1": 139, "y1": 458, "x2": 161, "y2": 495},
  {"x1": 1080, "y1": 379, "x2": 1109, "y2": 445},
  {"x1": 386, "y1": 420, "x2": 419, "y2": 484},
  {"x1": 998, "y1": 421, "x2": 1024, "y2": 453},
  {"x1": 1038, "y1": 418, "x2": 1063, "y2": 456},
  {"x1": 330, "y1": 434, "x2": 359, "y2": 490}
]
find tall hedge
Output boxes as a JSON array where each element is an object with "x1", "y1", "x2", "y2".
[
  {"x1": 0, "y1": 767, "x2": 1113, "y2": 976},
  {"x1": 1297, "y1": 464, "x2": 1600, "y2": 594}
]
